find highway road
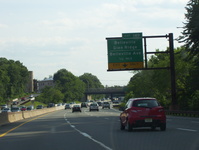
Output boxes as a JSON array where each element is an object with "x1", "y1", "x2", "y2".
[{"x1": 0, "y1": 107, "x2": 199, "y2": 150}]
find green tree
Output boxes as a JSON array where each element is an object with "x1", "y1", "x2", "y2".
[
  {"x1": 36, "y1": 86, "x2": 64, "y2": 104},
  {"x1": 0, "y1": 58, "x2": 29, "y2": 104},
  {"x1": 126, "y1": 47, "x2": 196, "y2": 109},
  {"x1": 177, "y1": 0, "x2": 199, "y2": 110},
  {"x1": 178, "y1": 0, "x2": 199, "y2": 60},
  {"x1": 79, "y1": 73, "x2": 104, "y2": 99},
  {"x1": 79, "y1": 73, "x2": 104, "y2": 89},
  {"x1": 53, "y1": 69, "x2": 85, "y2": 102}
]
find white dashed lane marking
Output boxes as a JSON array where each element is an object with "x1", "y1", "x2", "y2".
[{"x1": 64, "y1": 113, "x2": 112, "y2": 150}]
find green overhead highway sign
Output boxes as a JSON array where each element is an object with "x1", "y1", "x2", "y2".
[{"x1": 106, "y1": 32, "x2": 143, "y2": 70}]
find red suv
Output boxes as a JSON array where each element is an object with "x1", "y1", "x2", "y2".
[{"x1": 120, "y1": 98, "x2": 166, "y2": 131}]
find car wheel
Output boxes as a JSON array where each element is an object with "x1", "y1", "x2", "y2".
[
  {"x1": 127, "y1": 121, "x2": 133, "y2": 132},
  {"x1": 160, "y1": 123, "x2": 166, "y2": 131},
  {"x1": 120, "y1": 121, "x2": 125, "y2": 130}
]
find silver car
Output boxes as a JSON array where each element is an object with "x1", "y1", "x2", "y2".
[
  {"x1": 89, "y1": 103, "x2": 99, "y2": 111},
  {"x1": 102, "y1": 102, "x2": 110, "y2": 109},
  {"x1": 11, "y1": 107, "x2": 21, "y2": 112}
]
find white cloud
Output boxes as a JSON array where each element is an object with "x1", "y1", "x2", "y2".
[
  {"x1": 0, "y1": 23, "x2": 8, "y2": 28},
  {"x1": 0, "y1": 0, "x2": 188, "y2": 86}
]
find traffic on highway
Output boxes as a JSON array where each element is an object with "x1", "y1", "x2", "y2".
[{"x1": 0, "y1": 101, "x2": 198, "y2": 150}]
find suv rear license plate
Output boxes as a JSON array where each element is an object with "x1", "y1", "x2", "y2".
[{"x1": 145, "y1": 118, "x2": 152, "y2": 122}]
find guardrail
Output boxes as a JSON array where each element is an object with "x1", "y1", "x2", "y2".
[
  {"x1": 113, "y1": 105, "x2": 199, "y2": 117},
  {"x1": 165, "y1": 110, "x2": 199, "y2": 117},
  {"x1": 0, "y1": 106, "x2": 64, "y2": 126}
]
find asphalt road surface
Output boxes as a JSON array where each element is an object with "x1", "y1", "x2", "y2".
[{"x1": 0, "y1": 107, "x2": 199, "y2": 150}]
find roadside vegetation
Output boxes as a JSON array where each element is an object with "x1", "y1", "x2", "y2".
[
  {"x1": 124, "y1": 46, "x2": 199, "y2": 111},
  {"x1": 0, "y1": 58, "x2": 29, "y2": 104},
  {"x1": 23, "y1": 101, "x2": 47, "y2": 108},
  {"x1": 35, "y1": 69, "x2": 104, "y2": 104}
]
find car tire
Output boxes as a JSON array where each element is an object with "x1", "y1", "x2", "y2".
[
  {"x1": 120, "y1": 122, "x2": 125, "y2": 130},
  {"x1": 127, "y1": 121, "x2": 133, "y2": 132},
  {"x1": 160, "y1": 123, "x2": 166, "y2": 131}
]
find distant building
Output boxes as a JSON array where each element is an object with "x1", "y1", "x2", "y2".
[{"x1": 37, "y1": 78, "x2": 55, "y2": 92}]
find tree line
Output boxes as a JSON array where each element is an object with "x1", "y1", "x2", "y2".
[
  {"x1": 0, "y1": 58, "x2": 104, "y2": 105},
  {"x1": 0, "y1": 58, "x2": 29, "y2": 104},
  {"x1": 35, "y1": 70, "x2": 104, "y2": 104},
  {"x1": 125, "y1": 47, "x2": 199, "y2": 110}
]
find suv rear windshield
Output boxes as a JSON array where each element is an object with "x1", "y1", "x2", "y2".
[
  {"x1": 132, "y1": 99, "x2": 160, "y2": 108},
  {"x1": 91, "y1": 104, "x2": 97, "y2": 106}
]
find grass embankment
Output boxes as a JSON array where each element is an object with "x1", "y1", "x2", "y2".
[{"x1": 22, "y1": 101, "x2": 47, "y2": 108}]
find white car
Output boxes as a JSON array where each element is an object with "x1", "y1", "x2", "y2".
[
  {"x1": 89, "y1": 103, "x2": 99, "y2": 111},
  {"x1": 1, "y1": 108, "x2": 11, "y2": 112}
]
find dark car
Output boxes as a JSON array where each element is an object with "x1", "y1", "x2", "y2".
[
  {"x1": 0, "y1": 104, "x2": 8, "y2": 110},
  {"x1": 65, "y1": 104, "x2": 71, "y2": 109},
  {"x1": 112, "y1": 100, "x2": 119, "y2": 104},
  {"x1": 120, "y1": 98, "x2": 166, "y2": 132},
  {"x1": 97, "y1": 101, "x2": 102, "y2": 106},
  {"x1": 72, "y1": 105, "x2": 81, "y2": 113},
  {"x1": 27, "y1": 105, "x2": 34, "y2": 111},
  {"x1": 81, "y1": 102, "x2": 87, "y2": 108},
  {"x1": 36, "y1": 105, "x2": 43, "y2": 109},
  {"x1": 47, "y1": 103, "x2": 55, "y2": 108}
]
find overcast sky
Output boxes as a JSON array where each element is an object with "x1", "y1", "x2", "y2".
[{"x1": 0, "y1": 0, "x2": 188, "y2": 86}]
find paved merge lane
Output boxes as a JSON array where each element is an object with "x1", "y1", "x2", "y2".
[{"x1": 0, "y1": 108, "x2": 199, "y2": 150}]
